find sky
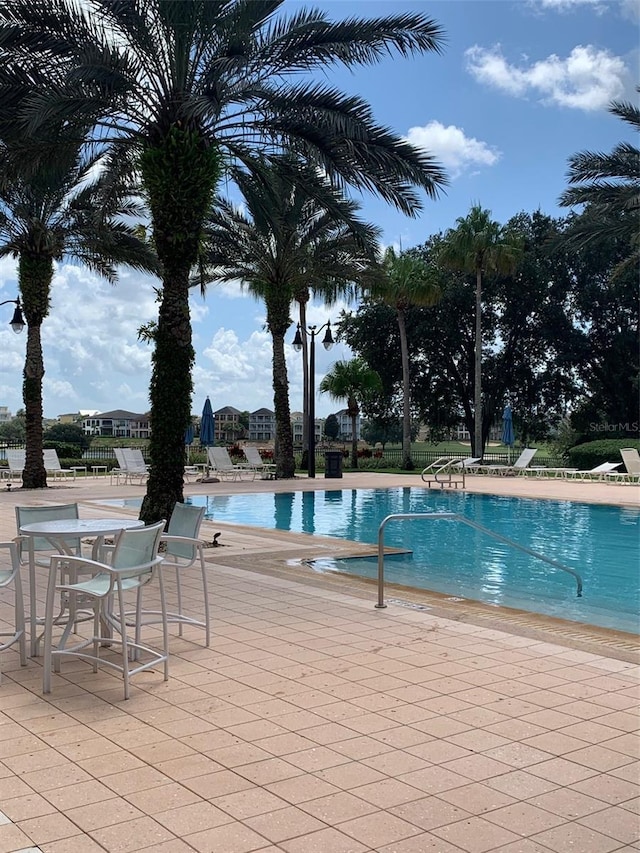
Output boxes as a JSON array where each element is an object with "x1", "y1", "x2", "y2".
[{"x1": 0, "y1": 0, "x2": 637, "y2": 422}]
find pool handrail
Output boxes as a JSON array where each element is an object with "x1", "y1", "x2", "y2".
[{"x1": 375, "y1": 512, "x2": 583, "y2": 609}]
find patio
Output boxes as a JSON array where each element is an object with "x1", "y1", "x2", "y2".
[{"x1": 0, "y1": 472, "x2": 638, "y2": 853}]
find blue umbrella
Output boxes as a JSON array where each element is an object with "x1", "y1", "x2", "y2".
[
  {"x1": 501, "y1": 404, "x2": 515, "y2": 463},
  {"x1": 184, "y1": 423, "x2": 195, "y2": 463},
  {"x1": 200, "y1": 397, "x2": 215, "y2": 447}
]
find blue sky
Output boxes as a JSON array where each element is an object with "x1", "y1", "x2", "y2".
[{"x1": 0, "y1": 0, "x2": 637, "y2": 421}]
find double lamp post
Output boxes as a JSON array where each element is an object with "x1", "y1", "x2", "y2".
[{"x1": 292, "y1": 320, "x2": 333, "y2": 478}]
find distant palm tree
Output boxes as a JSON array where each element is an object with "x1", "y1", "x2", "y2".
[
  {"x1": 319, "y1": 358, "x2": 382, "y2": 468},
  {"x1": 199, "y1": 158, "x2": 380, "y2": 478},
  {"x1": 369, "y1": 247, "x2": 440, "y2": 469},
  {"x1": 438, "y1": 205, "x2": 522, "y2": 456},
  {"x1": 0, "y1": 0, "x2": 446, "y2": 522},
  {"x1": 559, "y1": 89, "x2": 639, "y2": 273},
  {"x1": 0, "y1": 136, "x2": 154, "y2": 489}
]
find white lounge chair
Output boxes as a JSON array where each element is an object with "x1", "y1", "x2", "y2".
[
  {"x1": 207, "y1": 446, "x2": 256, "y2": 481},
  {"x1": 43, "y1": 448, "x2": 75, "y2": 480},
  {"x1": 5, "y1": 449, "x2": 25, "y2": 480},
  {"x1": 565, "y1": 462, "x2": 621, "y2": 481},
  {"x1": 242, "y1": 446, "x2": 276, "y2": 479},
  {"x1": 468, "y1": 448, "x2": 538, "y2": 476},
  {"x1": 606, "y1": 448, "x2": 640, "y2": 484},
  {"x1": 112, "y1": 447, "x2": 149, "y2": 485}
]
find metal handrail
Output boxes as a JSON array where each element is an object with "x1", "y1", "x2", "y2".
[{"x1": 375, "y1": 512, "x2": 583, "y2": 609}]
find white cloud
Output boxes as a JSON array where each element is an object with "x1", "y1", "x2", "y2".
[
  {"x1": 466, "y1": 44, "x2": 627, "y2": 111},
  {"x1": 407, "y1": 122, "x2": 501, "y2": 179},
  {"x1": 534, "y1": 0, "x2": 606, "y2": 11}
]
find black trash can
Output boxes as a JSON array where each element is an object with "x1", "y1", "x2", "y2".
[{"x1": 324, "y1": 450, "x2": 343, "y2": 479}]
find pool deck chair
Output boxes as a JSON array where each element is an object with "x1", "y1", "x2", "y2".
[
  {"x1": 469, "y1": 448, "x2": 538, "y2": 476},
  {"x1": 5, "y1": 449, "x2": 25, "y2": 481},
  {"x1": 242, "y1": 446, "x2": 276, "y2": 479},
  {"x1": 565, "y1": 462, "x2": 621, "y2": 481},
  {"x1": 112, "y1": 447, "x2": 149, "y2": 485},
  {"x1": 207, "y1": 447, "x2": 256, "y2": 481},
  {"x1": 43, "y1": 448, "x2": 75, "y2": 480},
  {"x1": 42, "y1": 521, "x2": 167, "y2": 700},
  {"x1": 606, "y1": 448, "x2": 640, "y2": 484}
]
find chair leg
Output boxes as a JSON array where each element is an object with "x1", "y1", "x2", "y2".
[
  {"x1": 117, "y1": 583, "x2": 130, "y2": 700},
  {"x1": 175, "y1": 567, "x2": 184, "y2": 637},
  {"x1": 158, "y1": 570, "x2": 169, "y2": 682},
  {"x1": 14, "y1": 571, "x2": 27, "y2": 667},
  {"x1": 199, "y1": 549, "x2": 210, "y2": 647},
  {"x1": 42, "y1": 566, "x2": 60, "y2": 694}
]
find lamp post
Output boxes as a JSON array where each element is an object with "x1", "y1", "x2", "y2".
[
  {"x1": 292, "y1": 320, "x2": 333, "y2": 478},
  {"x1": 0, "y1": 297, "x2": 25, "y2": 334}
]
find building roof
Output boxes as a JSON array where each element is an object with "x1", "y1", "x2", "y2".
[
  {"x1": 250, "y1": 408, "x2": 274, "y2": 416},
  {"x1": 89, "y1": 410, "x2": 149, "y2": 420},
  {"x1": 215, "y1": 406, "x2": 243, "y2": 416}
]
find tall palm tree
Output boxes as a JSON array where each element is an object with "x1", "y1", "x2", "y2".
[
  {"x1": 0, "y1": 138, "x2": 155, "y2": 488},
  {"x1": 319, "y1": 358, "x2": 382, "y2": 468},
  {"x1": 438, "y1": 205, "x2": 522, "y2": 456},
  {"x1": 0, "y1": 0, "x2": 446, "y2": 522},
  {"x1": 559, "y1": 88, "x2": 639, "y2": 273},
  {"x1": 198, "y1": 158, "x2": 380, "y2": 479},
  {"x1": 368, "y1": 247, "x2": 440, "y2": 469}
]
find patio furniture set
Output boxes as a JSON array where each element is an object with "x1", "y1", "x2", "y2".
[{"x1": 1, "y1": 501, "x2": 210, "y2": 700}]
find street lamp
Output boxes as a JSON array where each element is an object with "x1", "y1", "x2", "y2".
[
  {"x1": 0, "y1": 297, "x2": 25, "y2": 334},
  {"x1": 292, "y1": 320, "x2": 333, "y2": 478}
]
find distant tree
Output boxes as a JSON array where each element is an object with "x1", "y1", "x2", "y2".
[
  {"x1": 361, "y1": 416, "x2": 402, "y2": 448},
  {"x1": 44, "y1": 423, "x2": 89, "y2": 450},
  {"x1": 437, "y1": 205, "x2": 522, "y2": 456},
  {"x1": 319, "y1": 359, "x2": 382, "y2": 468},
  {"x1": 0, "y1": 417, "x2": 26, "y2": 443},
  {"x1": 323, "y1": 414, "x2": 340, "y2": 441},
  {"x1": 368, "y1": 247, "x2": 440, "y2": 469}
]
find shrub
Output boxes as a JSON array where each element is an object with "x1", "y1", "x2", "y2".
[
  {"x1": 566, "y1": 439, "x2": 640, "y2": 471},
  {"x1": 44, "y1": 441, "x2": 82, "y2": 459}
]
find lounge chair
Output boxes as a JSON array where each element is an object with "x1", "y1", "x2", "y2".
[
  {"x1": 5, "y1": 449, "x2": 25, "y2": 480},
  {"x1": 606, "y1": 448, "x2": 640, "y2": 484},
  {"x1": 468, "y1": 447, "x2": 538, "y2": 476},
  {"x1": 242, "y1": 446, "x2": 276, "y2": 479},
  {"x1": 565, "y1": 462, "x2": 621, "y2": 481},
  {"x1": 112, "y1": 447, "x2": 149, "y2": 485},
  {"x1": 207, "y1": 446, "x2": 256, "y2": 481},
  {"x1": 43, "y1": 448, "x2": 75, "y2": 480}
]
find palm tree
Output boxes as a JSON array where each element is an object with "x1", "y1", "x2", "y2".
[
  {"x1": 0, "y1": 138, "x2": 155, "y2": 488},
  {"x1": 198, "y1": 158, "x2": 380, "y2": 479},
  {"x1": 559, "y1": 88, "x2": 639, "y2": 273},
  {"x1": 368, "y1": 247, "x2": 440, "y2": 469},
  {"x1": 319, "y1": 358, "x2": 382, "y2": 468},
  {"x1": 438, "y1": 205, "x2": 522, "y2": 456},
  {"x1": 0, "y1": 0, "x2": 447, "y2": 523}
]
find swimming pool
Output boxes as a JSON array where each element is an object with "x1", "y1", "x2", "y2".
[{"x1": 105, "y1": 488, "x2": 640, "y2": 634}]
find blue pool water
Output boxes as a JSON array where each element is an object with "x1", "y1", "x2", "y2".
[{"x1": 105, "y1": 489, "x2": 640, "y2": 633}]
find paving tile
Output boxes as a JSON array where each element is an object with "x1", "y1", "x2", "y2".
[
  {"x1": 16, "y1": 812, "x2": 79, "y2": 845},
  {"x1": 483, "y1": 801, "x2": 565, "y2": 835},
  {"x1": 338, "y1": 811, "x2": 422, "y2": 847},
  {"x1": 390, "y1": 795, "x2": 473, "y2": 830},
  {"x1": 280, "y1": 826, "x2": 371, "y2": 853},
  {"x1": 571, "y1": 773, "x2": 639, "y2": 804},
  {"x1": 430, "y1": 815, "x2": 520, "y2": 852},
  {"x1": 63, "y1": 798, "x2": 145, "y2": 832},
  {"x1": 528, "y1": 787, "x2": 612, "y2": 819},
  {"x1": 531, "y1": 821, "x2": 622, "y2": 853},
  {"x1": 90, "y1": 815, "x2": 176, "y2": 851},
  {"x1": 578, "y1": 804, "x2": 640, "y2": 844},
  {"x1": 184, "y1": 819, "x2": 277, "y2": 852},
  {"x1": 154, "y1": 801, "x2": 234, "y2": 835}
]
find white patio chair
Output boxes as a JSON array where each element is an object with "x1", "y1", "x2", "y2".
[
  {"x1": 470, "y1": 448, "x2": 538, "y2": 476},
  {"x1": 207, "y1": 446, "x2": 256, "y2": 481},
  {"x1": 132, "y1": 503, "x2": 210, "y2": 646},
  {"x1": 5, "y1": 449, "x2": 25, "y2": 480},
  {"x1": 606, "y1": 448, "x2": 640, "y2": 484},
  {"x1": 112, "y1": 447, "x2": 149, "y2": 484},
  {"x1": 15, "y1": 502, "x2": 85, "y2": 657},
  {"x1": 0, "y1": 542, "x2": 27, "y2": 679},
  {"x1": 565, "y1": 462, "x2": 622, "y2": 481},
  {"x1": 43, "y1": 520, "x2": 167, "y2": 699},
  {"x1": 43, "y1": 448, "x2": 75, "y2": 480},
  {"x1": 242, "y1": 446, "x2": 276, "y2": 479}
]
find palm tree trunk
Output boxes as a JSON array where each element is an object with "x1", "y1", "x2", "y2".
[
  {"x1": 266, "y1": 291, "x2": 296, "y2": 478},
  {"x1": 397, "y1": 307, "x2": 413, "y2": 469},
  {"x1": 19, "y1": 254, "x2": 50, "y2": 489},
  {"x1": 139, "y1": 127, "x2": 219, "y2": 523},
  {"x1": 350, "y1": 407, "x2": 358, "y2": 468},
  {"x1": 474, "y1": 266, "x2": 483, "y2": 457}
]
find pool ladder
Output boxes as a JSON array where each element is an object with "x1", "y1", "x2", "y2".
[{"x1": 375, "y1": 512, "x2": 583, "y2": 609}]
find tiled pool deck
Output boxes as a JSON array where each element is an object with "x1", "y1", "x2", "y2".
[{"x1": 0, "y1": 472, "x2": 638, "y2": 853}]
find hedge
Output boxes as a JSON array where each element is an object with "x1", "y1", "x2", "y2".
[{"x1": 566, "y1": 439, "x2": 640, "y2": 472}]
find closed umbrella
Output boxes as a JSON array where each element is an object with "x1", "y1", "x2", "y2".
[
  {"x1": 184, "y1": 423, "x2": 195, "y2": 463},
  {"x1": 200, "y1": 397, "x2": 215, "y2": 448},
  {"x1": 501, "y1": 404, "x2": 515, "y2": 464}
]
